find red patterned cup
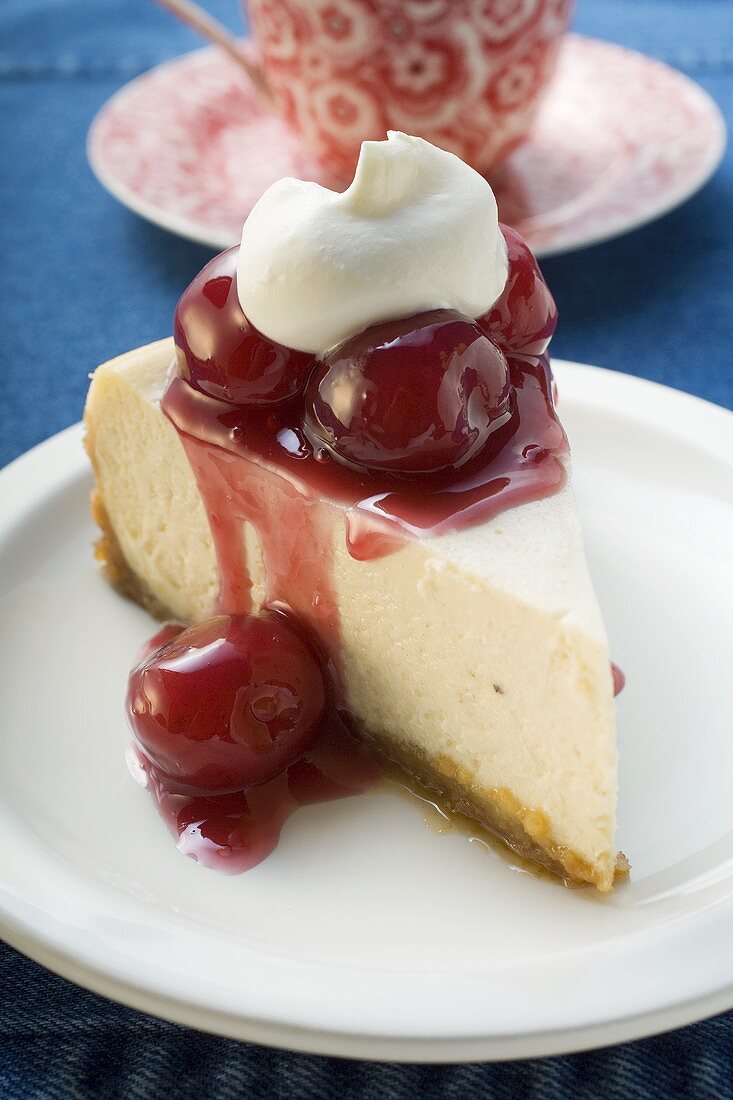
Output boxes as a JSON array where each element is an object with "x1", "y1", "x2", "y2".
[{"x1": 245, "y1": 0, "x2": 574, "y2": 180}]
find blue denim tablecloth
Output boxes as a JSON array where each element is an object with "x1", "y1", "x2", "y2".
[{"x1": 2, "y1": 0, "x2": 733, "y2": 1095}]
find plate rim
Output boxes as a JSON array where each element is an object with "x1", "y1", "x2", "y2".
[
  {"x1": 86, "y1": 35, "x2": 727, "y2": 259},
  {"x1": 3, "y1": 906, "x2": 733, "y2": 1063},
  {"x1": 2, "y1": 361, "x2": 733, "y2": 1062}
]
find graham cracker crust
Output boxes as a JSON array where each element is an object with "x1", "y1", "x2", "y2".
[
  {"x1": 368, "y1": 733, "x2": 627, "y2": 892},
  {"x1": 84, "y1": 429, "x2": 172, "y2": 622},
  {"x1": 86, "y1": 443, "x2": 626, "y2": 892},
  {"x1": 89, "y1": 487, "x2": 173, "y2": 621}
]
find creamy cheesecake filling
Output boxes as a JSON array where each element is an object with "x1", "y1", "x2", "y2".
[{"x1": 85, "y1": 340, "x2": 621, "y2": 890}]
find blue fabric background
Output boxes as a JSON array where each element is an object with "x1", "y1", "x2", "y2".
[{"x1": 1, "y1": 0, "x2": 733, "y2": 1094}]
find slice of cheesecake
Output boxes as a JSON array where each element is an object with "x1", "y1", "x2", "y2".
[{"x1": 85, "y1": 337, "x2": 622, "y2": 891}]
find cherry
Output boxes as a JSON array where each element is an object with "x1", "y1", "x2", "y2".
[
  {"x1": 136, "y1": 622, "x2": 186, "y2": 663},
  {"x1": 303, "y1": 310, "x2": 511, "y2": 476},
  {"x1": 174, "y1": 247, "x2": 314, "y2": 405},
  {"x1": 127, "y1": 612, "x2": 327, "y2": 795},
  {"x1": 477, "y1": 225, "x2": 558, "y2": 356}
]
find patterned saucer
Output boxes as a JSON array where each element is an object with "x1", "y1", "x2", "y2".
[{"x1": 87, "y1": 34, "x2": 725, "y2": 257}]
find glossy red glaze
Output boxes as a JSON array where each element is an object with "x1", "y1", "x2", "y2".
[
  {"x1": 166, "y1": 232, "x2": 566, "y2": 542},
  {"x1": 177, "y1": 433, "x2": 342, "y2": 650},
  {"x1": 136, "y1": 622, "x2": 186, "y2": 663},
  {"x1": 174, "y1": 248, "x2": 314, "y2": 405},
  {"x1": 477, "y1": 224, "x2": 558, "y2": 356},
  {"x1": 165, "y1": 349, "x2": 565, "y2": 540},
  {"x1": 304, "y1": 311, "x2": 511, "y2": 475},
  {"x1": 127, "y1": 612, "x2": 327, "y2": 794},
  {"x1": 129, "y1": 708, "x2": 380, "y2": 874}
]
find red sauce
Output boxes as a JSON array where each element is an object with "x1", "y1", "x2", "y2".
[
  {"x1": 124, "y1": 226, "x2": 623, "y2": 875},
  {"x1": 127, "y1": 619, "x2": 380, "y2": 873},
  {"x1": 165, "y1": 234, "x2": 566, "y2": 544},
  {"x1": 129, "y1": 712, "x2": 379, "y2": 874},
  {"x1": 163, "y1": 347, "x2": 567, "y2": 543}
]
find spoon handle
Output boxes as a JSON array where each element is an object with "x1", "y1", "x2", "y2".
[{"x1": 153, "y1": 0, "x2": 272, "y2": 104}]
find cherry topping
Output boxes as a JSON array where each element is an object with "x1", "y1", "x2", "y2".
[
  {"x1": 126, "y1": 612, "x2": 327, "y2": 795},
  {"x1": 477, "y1": 225, "x2": 558, "y2": 356},
  {"x1": 137, "y1": 622, "x2": 186, "y2": 663},
  {"x1": 174, "y1": 247, "x2": 314, "y2": 405},
  {"x1": 303, "y1": 310, "x2": 511, "y2": 475}
]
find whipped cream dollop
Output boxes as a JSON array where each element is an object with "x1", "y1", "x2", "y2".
[{"x1": 236, "y1": 131, "x2": 508, "y2": 356}]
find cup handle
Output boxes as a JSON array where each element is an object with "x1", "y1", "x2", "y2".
[{"x1": 153, "y1": 0, "x2": 273, "y2": 104}]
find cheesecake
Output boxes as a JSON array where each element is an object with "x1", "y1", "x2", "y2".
[{"x1": 85, "y1": 133, "x2": 623, "y2": 890}]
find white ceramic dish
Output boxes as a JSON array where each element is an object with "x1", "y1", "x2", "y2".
[
  {"x1": 86, "y1": 36, "x2": 726, "y2": 259},
  {"x1": 1, "y1": 361, "x2": 733, "y2": 1062}
]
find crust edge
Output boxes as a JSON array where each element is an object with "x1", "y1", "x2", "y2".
[{"x1": 371, "y1": 734, "x2": 627, "y2": 892}]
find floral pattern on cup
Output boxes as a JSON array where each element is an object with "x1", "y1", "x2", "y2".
[{"x1": 246, "y1": 0, "x2": 574, "y2": 179}]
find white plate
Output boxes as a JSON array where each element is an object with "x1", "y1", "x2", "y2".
[{"x1": 1, "y1": 361, "x2": 733, "y2": 1062}]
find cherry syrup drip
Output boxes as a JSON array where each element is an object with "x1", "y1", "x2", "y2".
[
  {"x1": 130, "y1": 715, "x2": 379, "y2": 875},
  {"x1": 164, "y1": 350, "x2": 566, "y2": 540},
  {"x1": 127, "y1": 619, "x2": 380, "y2": 873},
  {"x1": 178, "y1": 436, "x2": 340, "y2": 634}
]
